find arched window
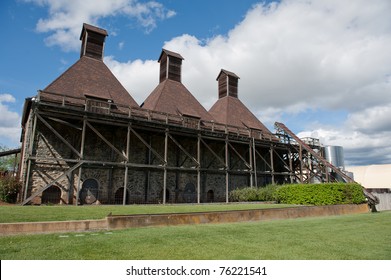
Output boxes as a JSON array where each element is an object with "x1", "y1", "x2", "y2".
[{"x1": 79, "y1": 178, "x2": 99, "y2": 205}]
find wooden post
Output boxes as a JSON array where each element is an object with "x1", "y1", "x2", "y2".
[
  {"x1": 270, "y1": 146, "x2": 275, "y2": 185},
  {"x1": 197, "y1": 134, "x2": 201, "y2": 204},
  {"x1": 288, "y1": 149, "x2": 294, "y2": 183},
  {"x1": 299, "y1": 145, "x2": 303, "y2": 183},
  {"x1": 76, "y1": 118, "x2": 86, "y2": 205},
  {"x1": 252, "y1": 138, "x2": 258, "y2": 187},
  {"x1": 225, "y1": 137, "x2": 229, "y2": 203},
  {"x1": 123, "y1": 125, "x2": 131, "y2": 205},
  {"x1": 23, "y1": 111, "x2": 37, "y2": 202},
  {"x1": 163, "y1": 129, "x2": 168, "y2": 204},
  {"x1": 249, "y1": 141, "x2": 253, "y2": 187}
]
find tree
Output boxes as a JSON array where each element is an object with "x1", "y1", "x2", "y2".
[{"x1": 0, "y1": 145, "x2": 20, "y2": 173}]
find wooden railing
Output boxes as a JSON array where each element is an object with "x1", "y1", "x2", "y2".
[{"x1": 37, "y1": 90, "x2": 276, "y2": 141}]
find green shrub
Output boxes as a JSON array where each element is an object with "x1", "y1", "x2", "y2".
[
  {"x1": 275, "y1": 183, "x2": 366, "y2": 205},
  {"x1": 229, "y1": 183, "x2": 366, "y2": 205},
  {"x1": 229, "y1": 185, "x2": 279, "y2": 202},
  {"x1": 0, "y1": 175, "x2": 21, "y2": 203}
]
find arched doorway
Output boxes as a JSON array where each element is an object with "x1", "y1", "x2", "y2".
[
  {"x1": 183, "y1": 183, "x2": 196, "y2": 203},
  {"x1": 79, "y1": 178, "x2": 99, "y2": 205},
  {"x1": 42, "y1": 185, "x2": 61, "y2": 204},
  {"x1": 207, "y1": 190, "x2": 214, "y2": 203}
]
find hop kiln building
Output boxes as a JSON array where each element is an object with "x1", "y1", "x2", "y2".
[{"x1": 19, "y1": 24, "x2": 349, "y2": 205}]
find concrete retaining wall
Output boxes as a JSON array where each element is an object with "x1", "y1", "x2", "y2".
[
  {"x1": 106, "y1": 204, "x2": 369, "y2": 229},
  {"x1": 0, "y1": 204, "x2": 369, "y2": 236},
  {"x1": 0, "y1": 219, "x2": 108, "y2": 235}
]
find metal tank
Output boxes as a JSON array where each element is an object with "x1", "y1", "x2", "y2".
[{"x1": 323, "y1": 145, "x2": 345, "y2": 170}]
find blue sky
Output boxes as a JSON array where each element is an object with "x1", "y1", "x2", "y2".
[{"x1": 1, "y1": 0, "x2": 391, "y2": 166}]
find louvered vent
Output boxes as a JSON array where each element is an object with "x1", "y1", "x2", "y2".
[
  {"x1": 80, "y1": 23, "x2": 108, "y2": 60},
  {"x1": 217, "y1": 69, "x2": 240, "y2": 99},
  {"x1": 158, "y1": 49, "x2": 184, "y2": 83}
]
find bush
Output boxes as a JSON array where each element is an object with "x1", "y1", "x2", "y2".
[
  {"x1": 275, "y1": 183, "x2": 366, "y2": 205},
  {"x1": 229, "y1": 183, "x2": 366, "y2": 206},
  {"x1": 229, "y1": 185, "x2": 279, "y2": 202},
  {"x1": 0, "y1": 175, "x2": 21, "y2": 203}
]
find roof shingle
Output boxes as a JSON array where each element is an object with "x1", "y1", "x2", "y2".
[
  {"x1": 209, "y1": 95, "x2": 273, "y2": 137},
  {"x1": 142, "y1": 79, "x2": 213, "y2": 121},
  {"x1": 42, "y1": 56, "x2": 138, "y2": 108}
]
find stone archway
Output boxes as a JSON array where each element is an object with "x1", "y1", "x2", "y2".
[
  {"x1": 207, "y1": 190, "x2": 214, "y2": 203},
  {"x1": 42, "y1": 185, "x2": 62, "y2": 204},
  {"x1": 79, "y1": 178, "x2": 99, "y2": 205},
  {"x1": 183, "y1": 182, "x2": 196, "y2": 203}
]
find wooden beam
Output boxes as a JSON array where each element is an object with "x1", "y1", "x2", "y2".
[
  {"x1": 197, "y1": 134, "x2": 201, "y2": 204},
  {"x1": 86, "y1": 121, "x2": 127, "y2": 161},
  {"x1": 36, "y1": 113, "x2": 81, "y2": 158},
  {"x1": 225, "y1": 137, "x2": 229, "y2": 203},
  {"x1": 168, "y1": 133, "x2": 199, "y2": 165},
  {"x1": 123, "y1": 125, "x2": 131, "y2": 205},
  {"x1": 22, "y1": 161, "x2": 84, "y2": 205},
  {"x1": 228, "y1": 142, "x2": 251, "y2": 169},
  {"x1": 200, "y1": 138, "x2": 226, "y2": 168},
  {"x1": 129, "y1": 126, "x2": 166, "y2": 165},
  {"x1": 163, "y1": 129, "x2": 168, "y2": 204},
  {"x1": 255, "y1": 148, "x2": 273, "y2": 171}
]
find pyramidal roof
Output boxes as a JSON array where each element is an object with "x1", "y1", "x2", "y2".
[
  {"x1": 141, "y1": 49, "x2": 213, "y2": 121},
  {"x1": 209, "y1": 95, "x2": 272, "y2": 133},
  {"x1": 42, "y1": 23, "x2": 138, "y2": 108},
  {"x1": 209, "y1": 69, "x2": 273, "y2": 137}
]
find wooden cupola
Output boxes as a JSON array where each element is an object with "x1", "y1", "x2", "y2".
[
  {"x1": 158, "y1": 49, "x2": 184, "y2": 83},
  {"x1": 80, "y1": 23, "x2": 108, "y2": 60},
  {"x1": 216, "y1": 69, "x2": 240, "y2": 99}
]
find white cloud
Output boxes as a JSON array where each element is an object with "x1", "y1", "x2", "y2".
[
  {"x1": 297, "y1": 124, "x2": 391, "y2": 166},
  {"x1": 0, "y1": 94, "x2": 16, "y2": 103},
  {"x1": 297, "y1": 102, "x2": 391, "y2": 165},
  {"x1": 25, "y1": 0, "x2": 391, "y2": 165},
  {"x1": 104, "y1": 56, "x2": 158, "y2": 105},
  {"x1": 25, "y1": 0, "x2": 176, "y2": 51},
  {"x1": 0, "y1": 94, "x2": 21, "y2": 147},
  {"x1": 109, "y1": 0, "x2": 391, "y2": 165}
]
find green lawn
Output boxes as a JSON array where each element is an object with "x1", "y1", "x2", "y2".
[
  {"x1": 1, "y1": 211, "x2": 390, "y2": 260},
  {"x1": 0, "y1": 203, "x2": 293, "y2": 223}
]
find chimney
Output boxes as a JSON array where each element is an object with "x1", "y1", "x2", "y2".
[
  {"x1": 80, "y1": 23, "x2": 108, "y2": 60},
  {"x1": 216, "y1": 69, "x2": 240, "y2": 99},
  {"x1": 158, "y1": 49, "x2": 184, "y2": 83}
]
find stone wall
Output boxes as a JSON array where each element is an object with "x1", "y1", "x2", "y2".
[{"x1": 22, "y1": 111, "x2": 277, "y2": 205}]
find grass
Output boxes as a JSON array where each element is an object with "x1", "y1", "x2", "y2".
[
  {"x1": 0, "y1": 211, "x2": 390, "y2": 260},
  {"x1": 0, "y1": 203, "x2": 294, "y2": 223}
]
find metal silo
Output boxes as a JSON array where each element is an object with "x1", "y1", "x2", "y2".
[{"x1": 323, "y1": 145, "x2": 345, "y2": 170}]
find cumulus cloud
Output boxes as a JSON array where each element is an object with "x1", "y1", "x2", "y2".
[
  {"x1": 104, "y1": 56, "x2": 158, "y2": 104},
  {"x1": 25, "y1": 0, "x2": 176, "y2": 51},
  {"x1": 160, "y1": 0, "x2": 391, "y2": 165},
  {"x1": 0, "y1": 94, "x2": 21, "y2": 147},
  {"x1": 25, "y1": 0, "x2": 391, "y2": 165}
]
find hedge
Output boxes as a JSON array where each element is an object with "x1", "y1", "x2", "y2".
[
  {"x1": 229, "y1": 185, "x2": 278, "y2": 202},
  {"x1": 229, "y1": 183, "x2": 366, "y2": 205},
  {"x1": 275, "y1": 183, "x2": 366, "y2": 205}
]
